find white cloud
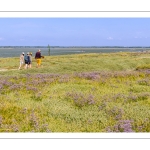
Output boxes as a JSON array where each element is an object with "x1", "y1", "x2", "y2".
[
  {"x1": 107, "y1": 37, "x2": 113, "y2": 40},
  {"x1": 0, "y1": 37, "x2": 3, "y2": 41}
]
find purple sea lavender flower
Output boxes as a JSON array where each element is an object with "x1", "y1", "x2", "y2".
[
  {"x1": 9, "y1": 84, "x2": 22, "y2": 90},
  {"x1": 75, "y1": 72, "x2": 100, "y2": 80},
  {"x1": 30, "y1": 112, "x2": 39, "y2": 130},
  {"x1": 115, "y1": 108, "x2": 124, "y2": 120},
  {"x1": 1, "y1": 80, "x2": 13, "y2": 86},
  {"x1": 108, "y1": 106, "x2": 124, "y2": 120},
  {"x1": 26, "y1": 87, "x2": 38, "y2": 92},
  {"x1": 0, "y1": 85, "x2": 3, "y2": 90},
  {"x1": 119, "y1": 120, "x2": 134, "y2": 132},
  {"x1": 66, "y1": 91, "x2": 95, "y2": 107},
  {"x1": 106, "y1": 120, "x2": 134, "y2": 132},
  {"x1": 12, "y1": 124, "x2": 19, "y2": 132},
  {"x1": 106, "y1": 126, "x2": 112, "y2": 132},
  {"x1": 137, "y1": 79, "x2": 149, "y2": 86},
  {"x1": 137, "y1": 126, "x2": 143, "y2": 132},
  {"x1": 59, "y1": 74, "x2": 70, "y2": 83},
  {"x1": 26, "y1": 73, "x2": 31, "y2": 78},
  {"x1": 31, "y1": 92, "x2": 43, "y2": 101},
  {"x1": 41, "y1": 124, "x2": 51, "y2": 132},
  {"x1": 99, "y1": 102, "x2": 107, "y2": 110},
  {"x1": 114, "y1": 124, "x2": 119, "y2": 132},
  {"x1": 87, "y1": 94, "x2": 95, "y2": 105},
  {"x1": 128, "y1": 95, "x2": 138, "y2": 101}
]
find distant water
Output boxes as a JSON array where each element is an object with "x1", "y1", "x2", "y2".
[{"x1": 0, "y1": 47, "x2": 149, "y2": 58}]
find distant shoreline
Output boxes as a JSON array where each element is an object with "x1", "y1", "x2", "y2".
[
  {"x1": 0, "y1": 46, "x2": 150, "y2": 49},
  {"x1": 0, "y1": 47, "x2": 150, "y2": 58}
]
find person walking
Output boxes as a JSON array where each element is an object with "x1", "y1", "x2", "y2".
[
  {"x1": 24, "y1": 52, "x2": 31, "y2": 69},
  {"x1": 35, "y1": 49, "x2": 42, "y2": 68},
  {"x1": 18, "y1": 52, "x2": 25, "y2": 70},
  {"x1": 28, "y1": 52, "x2": 32, "y2": 68}
]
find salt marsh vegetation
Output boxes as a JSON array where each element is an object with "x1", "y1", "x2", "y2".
[{"x1": 0, "y1": 52, "x2": 150, "y2": 132}]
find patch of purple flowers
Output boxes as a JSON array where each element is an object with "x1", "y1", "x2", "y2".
[
  {"x1": 9, "y1": 84, "x2": 22, "y2": 90},
  {"x1": 30, "y1": 111, "x2": 39, "y2": 131},
  {"x1": 75, "y1": 72, "x2": 100, "y2": 80},
  {"x1": 66, "y1": 92, "x2": 95, "y2": 107},
  {"x1": 106, "y1": 120, "x2": 134, "y2": 132}
]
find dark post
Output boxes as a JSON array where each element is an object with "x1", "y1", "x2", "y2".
[{"x1": 48, "y1": 44, "x2": 50, "y2": 56}]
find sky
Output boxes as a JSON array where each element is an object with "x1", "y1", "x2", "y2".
[{"x1": 1, "y1": 18, "x2": 150, "y2": 47}]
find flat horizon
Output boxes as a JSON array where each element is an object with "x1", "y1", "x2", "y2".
[{"x1": 0, "y1": 46, "x2": 150, "y2": 48}]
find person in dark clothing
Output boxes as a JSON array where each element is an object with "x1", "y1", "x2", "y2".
[
  {"x1": 24, "y1": 52, "x2": 31, "y2": 69},
  {"x1": 29, "y1": 52, "x2": 32, "y2": 68},
  {"x1": 35, "y1": 49, "x2": 42, "y2": 68}
]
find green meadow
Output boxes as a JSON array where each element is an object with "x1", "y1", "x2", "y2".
[{"x1": 1, "y1": 52, "x2": 150, "y2": 132}]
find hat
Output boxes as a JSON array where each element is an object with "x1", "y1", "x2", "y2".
[
  {"x1": 27, "y1": 52, "x2": 29, "y2": 55},
  {"x1": 22, "y1": 52, "x2": 25, "y2": 54}
]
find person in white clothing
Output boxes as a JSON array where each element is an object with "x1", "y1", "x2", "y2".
[{"x1": 18, "y1": 52, "x2": 25, "y2": 70}]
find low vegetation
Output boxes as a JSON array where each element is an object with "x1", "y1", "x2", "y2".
[{"x1": 0, "y1": 52, "x2": 150, "y2": 132}]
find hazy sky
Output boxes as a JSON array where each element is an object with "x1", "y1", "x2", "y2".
[{"x1": 0, "y1": 18, "x2": 150, "y2": 46}]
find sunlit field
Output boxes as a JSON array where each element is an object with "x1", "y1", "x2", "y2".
[{"x1": 1, "y1": 52, "x2": 150, "y2": 132}]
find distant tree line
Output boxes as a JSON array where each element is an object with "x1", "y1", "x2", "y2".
[{"x1": 1, "y1": 46, "x2": 150, "y2": 48}]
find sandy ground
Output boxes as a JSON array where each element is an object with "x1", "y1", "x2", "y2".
[{"x1": 0, "y1": 69, "x2": 18, "y2": 71}]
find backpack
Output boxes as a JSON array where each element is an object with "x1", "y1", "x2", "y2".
[{"x1": 24, "y1": 55, "x2": 28, "y2": 62}]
